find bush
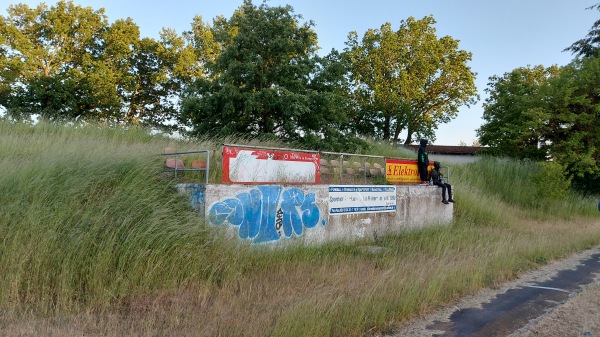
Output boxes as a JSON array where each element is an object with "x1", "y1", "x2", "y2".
[{"x1": 533, "y1": 161, "x2": 571, "y2": 200}]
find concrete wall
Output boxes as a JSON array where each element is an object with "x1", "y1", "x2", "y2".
[{"x1": 176, "y1": 183, "x2": 453, "y2": 246}]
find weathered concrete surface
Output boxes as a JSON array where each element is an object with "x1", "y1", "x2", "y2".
[{"x1": 176, "y1": 183, "x2": 452, "y2": 245}]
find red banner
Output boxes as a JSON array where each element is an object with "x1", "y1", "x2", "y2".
[{"x1": 222, "y1": 146, "x2": 320, "y2": 184}]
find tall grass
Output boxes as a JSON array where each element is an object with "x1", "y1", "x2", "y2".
[
  {"x1": 0, "y1": 122, "x2": 243, "y2": 313},
  {"x1": 453, "y1": 156, "x2": 599, "y2": 219},
  {"x1": 1, "y1": 120, "x2": 599, "y2": 336}
]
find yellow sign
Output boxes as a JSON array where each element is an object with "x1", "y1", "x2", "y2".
[{"x1": 385, "y1": 159, "x2": 433, "y2": 184}]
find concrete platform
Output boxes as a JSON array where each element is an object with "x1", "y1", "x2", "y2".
[{"x1": 176, "y1": 183, "x2": 453, "y2": 246}]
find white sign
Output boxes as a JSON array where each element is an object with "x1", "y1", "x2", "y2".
[
  {"x1": 229, "y1": 150, "x2": 316, "y2": 183},
  {"x1": 222, "y1": 146, "x2": 319, "y2": 184},
  {"x1": 328, "y1": 185, "x2": 396, "y2": 215}
]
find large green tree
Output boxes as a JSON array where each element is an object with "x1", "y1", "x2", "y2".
[
  {"x1": 181, "y1": 0, "x2": 362, "y2": 150},
  {"x1": 0, "y1": 1, "x2": 197, "y2": 131},
  {"x1": 0, "y1": 1, "x2": 118, "y2": 121},
  {"x1": 477, "y1": 65, "x2": 560, "y2": 160},
  {"x1": 345, "y1": 16, "x2": 478, "y2": 144},
  {"x1": 478, "y1": 58, "x2": 600, "y2": 194},
  {"x1": 122, "y1": 29, "x2": 200, "y2": 130},
  {"x1": 536, "y1": 57, "x2": 600, "y2": 193}
]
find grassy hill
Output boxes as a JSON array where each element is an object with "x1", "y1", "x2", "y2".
[{"x1": 1, "y1": 120, "x2": 599, "y2": 336}]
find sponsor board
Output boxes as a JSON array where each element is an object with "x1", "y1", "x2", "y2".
[
  {"x1": 385, "y1": 159, "x2": 434, "y2": 184},
  {"x1": 329, "y1": 185, "x2": 396, "y2": 215},
  {"x1": 222, "y1": 146, "x2": 320, "y2": 184}
]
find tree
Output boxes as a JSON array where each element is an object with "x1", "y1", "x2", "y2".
[
  {"x1": 185, "y1": 15, "x2": 220, "y2": 79},
  {"x1": 0, "y1": 1, "x2": 119, "y2": 121},
  {"x1": 121, "y1": 29, "x2": 200, "y2": 131},
  {"x1": 181, "y1": 1, "x2": 363, "y2": 151},
  {"x1": 478, "y1": 58, "x2": 600, "y2": 194},
  {"x1": 564, "y1": 3, "x2": 600, "y2": 58},
  {"x1": 476, "y1": 65, "x2": 560, "y2": 160},
  {"x1": 345, "y1": 16, "x2": 478, "y2": 144},
  {"x1": 300, "y1": 50, "x2": 367, "y2": 151},
  {"x1": 536, "y1": 57, "x2": 600, "y2": 193},
  {"x1": 0, "y1": 1, "x2": 197, "y2": 131}
]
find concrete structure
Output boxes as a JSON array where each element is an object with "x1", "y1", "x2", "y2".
[{"x1": 176, "y1": 183, "x2": 453, "y2": 246}]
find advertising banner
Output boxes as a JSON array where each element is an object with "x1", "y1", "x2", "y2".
[
  {"x1": 385, "y1": 159, "x2": 434, "y2": 184},
  {"x1": 328, "y1": 185, "x2": 396, "y2": 215},
  {"x1": 222, "y1": 146, "x2": 320, "y2": 184}
]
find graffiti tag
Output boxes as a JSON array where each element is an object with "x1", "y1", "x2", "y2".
[{"x1": 208, "y1": 185, "x2": 326, "y2": 243}]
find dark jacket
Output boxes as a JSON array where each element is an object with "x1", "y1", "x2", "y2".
[
  {"x1": 431, "y1": 161, "x2": 443, "y2": 184},
  {"x1": 417, "y1": 139, "x2": 429, "y2": 168}
]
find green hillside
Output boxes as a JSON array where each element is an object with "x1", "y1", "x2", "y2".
[{"x1": 1, "y1": 121, "x2": 599, "y2": 337}]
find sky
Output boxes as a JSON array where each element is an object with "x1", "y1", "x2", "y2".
[{"x1": 6, "y1": 0, "x2": 599, "y2": 145}]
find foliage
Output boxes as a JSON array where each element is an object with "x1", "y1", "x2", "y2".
[
  {"x1": 478, "y1": 55, "x2": 600, "y2": 194},
  {"x1": 0, "y1": 1, "x2": 481, "y2": 151},
  {"x1": 535, "y1": 57, "x2": 600, "y2": 194},
  {"x1": 564, "y1": 3, "x2": 600, "y2": 58},
  {"x1": 344, "y1": 16, "x2": 478, "y2": 144},
  {"x1": 0, "y1": 2, "x2": 118, "y2": 121},
  {"x1": 532, "y1": 161, "x2": 571, "y2": 200},
  {"x1": 477, "y1": 65, "x2": 560, "y2": 160},
  {"x1": 0, "y1": 1, "x2": 198, "y2": 131},
  {"x1": 180, "y1": 1, "x2": 364, "y2": 152}
]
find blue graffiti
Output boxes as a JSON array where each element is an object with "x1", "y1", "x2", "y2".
[
  {"x1": 188, "y1": 184, "x2": 205, "y2": 210},
  {"x1": 177, "y1": 184, "x2": 205, "y2": 211},
  {"x1": 209, "y1": 185, "x2": 325, "y2": 244}
]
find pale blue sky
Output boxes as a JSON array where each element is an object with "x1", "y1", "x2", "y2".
[{"x1": 7, "y1": 0, "x2": 598, "y2": 144}]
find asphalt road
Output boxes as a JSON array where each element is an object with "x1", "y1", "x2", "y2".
[{"x1": 391, "y1": 246, "x2": 600, "y2": 337}]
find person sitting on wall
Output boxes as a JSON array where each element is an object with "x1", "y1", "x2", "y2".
[
  {"x1": 417, "y1": 138, "x2": 430, "y2": 185},
  {"x1": 430, "y1": 161, "x2": 454, "y2": 204}
]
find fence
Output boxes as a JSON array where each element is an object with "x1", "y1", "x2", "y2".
[
  {"x1": 162, "y1": 148, "x2": 210, "y2": 184},
  {"x1": 161, "y1": 144, "x2": 450, "y2": 185}
]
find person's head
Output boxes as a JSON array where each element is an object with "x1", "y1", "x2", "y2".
[
  {"x1": 434, "y1": 161, "x2": 441, "y2": 169},
  {"x1": 420, "y1": 139, "x2": 428, "y2": 147}
]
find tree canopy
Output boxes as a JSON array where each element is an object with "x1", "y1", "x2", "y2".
[
  {"x1": 537, "y1": 57, "x2": 600, "y2": 193},
  {"x1": 564, "y1": 3, "x2": 600, "y2": 58},
  {"x1": 1, "y1": 0, "x2": 480, "y2": 151},
  {"x1": 344, "y1": 16, "x2": 478, "y2": 144},
  {"x1": 477, "y1": 58, "x2": 600, "y2": 194},
  {"x1": 0, "y1": 1, "x2": 198, "y2": 130},
  {"x1": 180, "y1": 0, "x2": 363, "y2": 151},
  {"x1": 478, "y1": 5, "x2": 600, "y2": 194},
  {"x1": 477, "y1": 65, "x2": 560, "y2": 160}
]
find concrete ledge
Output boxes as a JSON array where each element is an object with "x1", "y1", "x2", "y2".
[{"x1": 176, "y1": 183, "x2": 453, "y2": 245}]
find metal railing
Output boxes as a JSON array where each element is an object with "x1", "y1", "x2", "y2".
[
  {"x1": 319, "y1": 151, "x2": 386, "y2": 184},
  {"x1": 162, "y1": 149, "x2": 210, "y2": 184},
  {"x1": 163, "y1": 144, "x2": 452, "y2": 186}
]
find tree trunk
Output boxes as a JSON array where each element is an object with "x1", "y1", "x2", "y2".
[
  {"x1": 383, "y1": 115, "x2": 390, "y2": 142},
  {"x1": 404, "y1": 128, "x2": 413, "y2": 145},
  {"x1": 393, "y1": 125, "x2": 402, "y2": 145}
]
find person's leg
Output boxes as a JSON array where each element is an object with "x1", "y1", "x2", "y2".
[
  {"x1": 419, "y1": 166, "x2": 429, "y2": 184},
  {"x1": 441, "y1": 184, "x2": 448, "y2": 202},
  {"x1": 435, "y1": 181, "x2": 448, "y2": 203},
  {"x1": 446, "y1": 183, "x2": 453, "y2": 202}
]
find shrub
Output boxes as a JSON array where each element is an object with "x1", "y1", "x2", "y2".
[{"x1": 533, "y1": 161, "x2": 571, "y2": 200}]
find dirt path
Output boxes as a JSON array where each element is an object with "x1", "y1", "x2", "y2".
[{"x1": 389, "y1": 245, "x2": 600, "y2": 337}]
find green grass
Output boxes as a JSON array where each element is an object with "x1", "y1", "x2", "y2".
[{"x1": 0, "y1": 120, "x2": 599, "y2": 336}]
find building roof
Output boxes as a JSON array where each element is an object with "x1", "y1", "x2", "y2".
[{"x1": 403, "y1": 145, "x2": 482, "y2": 155}]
